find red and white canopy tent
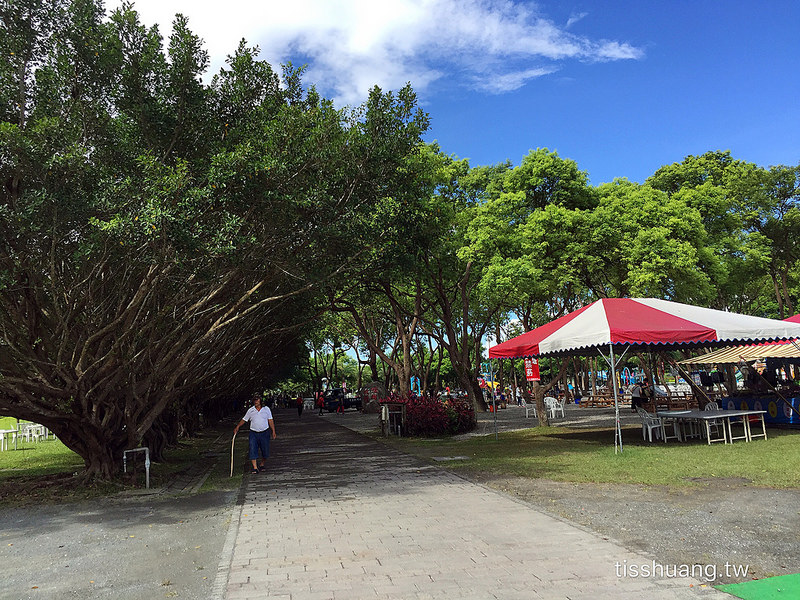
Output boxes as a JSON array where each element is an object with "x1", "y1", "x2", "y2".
[{"x1": 488, "y1": 298, "x2": 800, "y2": 451}]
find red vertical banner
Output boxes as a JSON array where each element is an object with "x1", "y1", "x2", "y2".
[{"x1": 524, "y1": 358, "x2": 540, "y2": 381}]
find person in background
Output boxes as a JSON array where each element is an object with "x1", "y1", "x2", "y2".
[
  {"x1": 234, "y1": 395, "x2": 277, "y2": 474},
  {"x1": 641, "y1": 380, "x2": 653, "y2": 403},
  {"x1": 630, "y1": 381, "x2": 645, "y2": 411},
  {"x1": 296, "y1": 393, "x2": 304, "y2": 418}
]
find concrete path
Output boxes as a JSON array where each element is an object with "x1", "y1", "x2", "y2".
[{"x1": 221, "y1": 414, "x2": 728, "y2": 599}]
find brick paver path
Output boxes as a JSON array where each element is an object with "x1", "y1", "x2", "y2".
[{"x1": 223, "y1": 415, "x2": 726, "y2": 599}]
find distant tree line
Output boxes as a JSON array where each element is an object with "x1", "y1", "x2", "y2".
[{"x1": 308, "y1": 148, "x2": 798, "y2": 418}]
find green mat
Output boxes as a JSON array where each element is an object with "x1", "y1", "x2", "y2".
[{"x1": 716, "y1": 574, "x2": 800, "y2": 599}]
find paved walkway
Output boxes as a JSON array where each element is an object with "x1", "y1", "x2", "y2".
[{"x1": 220, "y1": 414, "x2": 728, "y2": 599}]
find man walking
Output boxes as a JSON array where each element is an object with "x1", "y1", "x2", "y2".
[{"x1": 234, "y1": 395, "x2": 277, "y2": 474}]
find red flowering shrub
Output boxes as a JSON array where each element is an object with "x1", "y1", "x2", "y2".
[{"x1": 380, "y1": 393, "x2": 475, "y2": 436}]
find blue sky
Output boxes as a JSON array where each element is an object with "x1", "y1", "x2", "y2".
[{"x1": 108, "y1": 0, "x2": 799, "y2": 185}]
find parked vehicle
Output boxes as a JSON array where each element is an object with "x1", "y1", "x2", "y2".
[{"x1": 323, "y1": 388, "x2": 363, "y2": 412}]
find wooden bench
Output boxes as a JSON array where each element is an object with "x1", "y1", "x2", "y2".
[{"x1": 580, "y1": 394, "x2": 615, "y2": 407}]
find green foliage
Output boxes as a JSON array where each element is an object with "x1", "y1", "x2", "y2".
[
  {"x1": 503, "y1": 148, "x2": 598, "y2": 211},
  {"x1": 588, "y1": 179, "x2": 715, "y2": 301},
  {"x1": 0, "y1": 0, "x2": 429, "y2": 478}
]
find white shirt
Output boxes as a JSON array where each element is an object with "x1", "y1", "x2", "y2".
[{"x1": 242, "y1": 406, "x2": 273, "y2": 432}]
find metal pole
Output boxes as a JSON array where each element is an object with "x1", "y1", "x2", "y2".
[
  {"x1": 610, "y1": 344, "x2": 623, "y2": 454},
  {"x1": 491, "y1": 359, "x2": 497, "y2": 440}
]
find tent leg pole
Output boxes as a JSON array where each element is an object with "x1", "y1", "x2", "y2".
[
  {"x1": 610, "y1": 344, "x2": 622, "y2": 453},
  {"x1": 491, "y1": 359, "x2": 497, "y2": 440}
]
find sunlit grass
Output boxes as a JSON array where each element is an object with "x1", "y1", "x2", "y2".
[
  {"x1": 0, "y1": 435, "x2": 120, "y2": 506},
  {"x1": 0, "y1": 416, "x2": 18, "y2": 429},
  {"x1": 374, "y1": 425, "x2": 800, "y2": 488},
  {"x1": 0, "y1": 418, "x2": 241, "y2": 506},
  {"x1": 0, "y1": 437, "x2": 84, "y2": 478}
]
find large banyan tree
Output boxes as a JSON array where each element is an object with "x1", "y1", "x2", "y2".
[{"x1": 0, "y1": 0, "x2": 429, "y2": 478}]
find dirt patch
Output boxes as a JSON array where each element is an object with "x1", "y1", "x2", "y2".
[{"x1": 463, "y1": 472, "x2": 800, "y2": 583}]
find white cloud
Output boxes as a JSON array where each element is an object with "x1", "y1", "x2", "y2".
[
  {"x1": 473, "y1": 66, "x2": 559, "y2": 93},
  {"x1": 105, "y1": 0, "x2": 644, "y2": 106},
  {"x1": 593, "y1": 40, "x2": 645, "y2": 61},
  {"x1": 566, "y1": 11, "x2": 588, "y2": 28}
]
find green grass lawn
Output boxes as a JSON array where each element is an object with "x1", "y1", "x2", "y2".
[
  {"x1": 0, "y1": 417, "x2": 241, "y2": 506},
  {"x1": 0, "y1": 436, "x2": 84, "y2": 477},
  {"x1": 374, "y1": 425, "x2": 800, "y2": 488},
  {"x1": 2, "y1": 415, "x2": 798, "y2": 508},
  {"x1": 0, "y1": 417, "x2": 81, "y2": 477},
  {"x1": 0, "y1": 416, "x2": 23, "y2": 430}
]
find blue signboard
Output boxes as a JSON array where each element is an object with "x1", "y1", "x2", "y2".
[{"x1": 719, "y1": 395, "x2": 800, "y2": 426}]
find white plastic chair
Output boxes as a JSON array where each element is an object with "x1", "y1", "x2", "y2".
[
  {"x1": 636, "y1": 407, "x2": 663, "y2": 442},
  {"x1": 544, "y1": 396, "x2": 565, "y2": 419},
  {"x1": 521, "y1": 398, "x2": 536, "y2": 418},
  {"x1": 21, "y1": 424, "x2": 45, "y2": 443},
  {"x1": 703, "y1": 401, "x2": 724, "y2": 440},
  {"x1": 555, "y1": 397, "x2": 566, "y2": 418}
]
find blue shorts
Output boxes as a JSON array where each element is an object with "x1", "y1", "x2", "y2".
[{"x1": 248, "y1": 430, "x2": 271, "y2": 460}]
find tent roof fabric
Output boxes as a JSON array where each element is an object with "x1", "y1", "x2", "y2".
[
  {"x1": 679, "y1": 314, "x2": 800, "y2": 364},
  {"x1": 678, "y1": 341, "x2": 800, "y2": 365},
  {"x1": 489, "y1": 298, "x2": 800, "y2": 359}
]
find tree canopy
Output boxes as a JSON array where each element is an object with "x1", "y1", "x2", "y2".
[{"x1": 0, "y1": 0, "x2": 429, "y2": 477}]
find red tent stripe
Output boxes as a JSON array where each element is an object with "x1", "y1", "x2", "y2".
[
  {"x1": 603, "y1": 298, "x2": 717, "y2": 345},
  {"x1": 488, "y1": 303, "x2": 594, "y2": 358}
]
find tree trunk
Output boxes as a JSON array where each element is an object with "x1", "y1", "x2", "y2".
[
  {"x1": 54, "y1": 421, "x2": 126, "y2": 480},
  {"x1": 435, "y1": 345, "x2": 443, "y2": 393},
  {"x1": 369, "y1": 347, "x2": 379, "y2": 382},
  {"x1": 532, "y1": 381, "x2": 549, "y2": 427},
  {"x1": 529, "y1": 358, "x2": 570, "y2": 427},
  {"x1": 467, "y1": 377, "x2": 487, "y2": 412},
  {"x1": 772, "y1": 273, "x2": 785, "y2": 319},
  {"x1": 781, "y1": 269, "x2": 794, "y2": 316}
]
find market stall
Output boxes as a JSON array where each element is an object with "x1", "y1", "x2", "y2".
[
  {"x1": 679, "y1": 328, "x2": 800, "y2": 426},
  {"x1": 489, "y1": 299, "x2": 800, "y2": 450}
]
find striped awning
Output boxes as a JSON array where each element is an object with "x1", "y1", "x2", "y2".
[{"x1": 679, "y1": 340, "x2": 800, "y2": 365}]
